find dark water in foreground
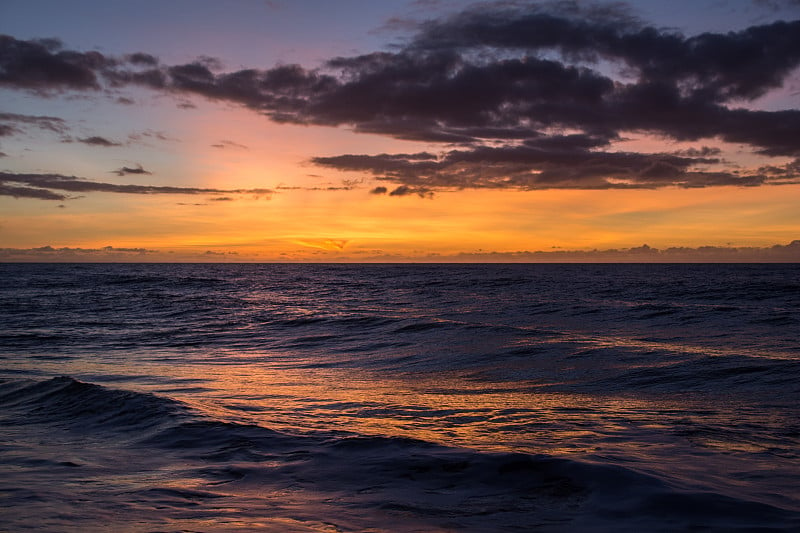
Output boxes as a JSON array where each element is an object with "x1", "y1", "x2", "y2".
[{"x1": 1, "y1": 263, "x2": 799, "y2": 532}]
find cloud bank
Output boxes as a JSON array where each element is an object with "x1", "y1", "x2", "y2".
[
  {"x1": 447, "y1": 240, "x2": 800, "y2": 263},
  {"x1": 2, "y1": 3, "x2": 800, "y2": 193},
  {"x1": 0, "y1": 171, "x2": 272, "y2": 200},
  {"x1": 2, "y1": 241, "x2": 799, "y2": 263}
]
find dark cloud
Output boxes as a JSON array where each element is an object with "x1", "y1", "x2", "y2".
[
  {"x1": 275, "y1": 184, "x2": 359, "y2": 192},
  {"x1": 211, "y1": 139, "x2": 248, "y2": 149},
  {"x1": 126, "y1": 52, "x2": 158, "y2": 66},
  {"x1": 0, "y1": 171, "x2": 274, "y2": 200},
  {"x1": 449, "y1": 240, "x2": 800, "y2": 263},
  {"x1": 111, "y1": 164, "x2": 151, "y2": 176},
  {"x1": 388, "y1": 185, "x2": 434, "y2": 197},
  {"x1": 107, "y1": 67, "x2": 168, "y2": 89},
  {"x1": 295, "y1": 6, "x2": 800, "y2": 190},
  {"x1": 0, "y1": 35, "x2": 111, "y2": 91},
  {"x1": 0, "y1": 181, "x2": 67, "y2": 200},
  {"x1": 0, "y1": 245, "x2": 157, "y2": 260},
  {"x1": 144, "y1": 130, "x2": 172, "y2": 141},
  {"x1": 0, "y1": 112, "x2": 68, "y2": 135},
  {"x1": 2, "y1": 4, "x2": 800, "y2": 192},
  {"x1": 313, "y1": 144, "x2": 794, "y2": 190},
  {"x1": 3, "y1": 240, "x2": 798, "y2": 263},
  {"x1": 127, "y1": 129, "x2": 175, "y2": 143},
  {"x1": 672, "y1": 146, "x2": 723, "y2": 157},
  {"x1": 0, "y1": 34, "x2": 172, "y2": 93},
  {"x1": 79, "y1": 136, "x2": 121, "y2": 147},
  {"x1": 411, "y1": 4, "x2": 800, "y2": 100}
]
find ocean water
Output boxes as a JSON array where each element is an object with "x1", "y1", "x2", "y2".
[{"x1": 1, "y1": 263, "x2": 798, "y2": 532}]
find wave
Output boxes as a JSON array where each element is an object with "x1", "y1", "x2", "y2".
[
  {"x1": 578, "y1": 352, "x2": 800, "y2": 396},
  {"x1": 144, "y1": 415, "x2": 800, "y2": 530},
  {"x1": 2, "y1": 376, "x2": 798, "y2": 531},
  {"x1": 0, "y1": 376, "x2": 189, "y2": 433}
]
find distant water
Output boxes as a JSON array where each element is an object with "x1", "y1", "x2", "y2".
[{"x1": 1, "y1": 263, "x2": 799, "y2": 531}]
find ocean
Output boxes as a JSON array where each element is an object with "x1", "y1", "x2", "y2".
[{"x1": 1, "y1": 263, "x2": 798, "y2": 531}]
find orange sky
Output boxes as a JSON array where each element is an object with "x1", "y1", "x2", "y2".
[{"x1": 1, "y1": 1, "x2": 799, "y2": 261}]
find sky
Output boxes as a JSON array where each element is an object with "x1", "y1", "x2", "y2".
[{"x1": 1, "y1": 0, "x2": 800, "y2": 262}]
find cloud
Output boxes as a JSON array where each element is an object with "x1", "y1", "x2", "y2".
[
  {"x1": 0, "y1": 245, "x2": 158, "y2": 261},
  {"x1": 294, "y1": 239, "x2": 349, "y2": 251},
  {"x1": 448, "y1": 240, "x2": 800, "y2": 263},
  {"x1": 0, "y1": 35, "x2": 112, "y2": 92},
  {"x1": 0, "y1": 181, "x2": 67, "y2": 200},
  {"x1": 672, "y1": 146, "x2": 722, "y2": 157},
  {"x1": 79, "y1": 135, "x2": 121, "y2": 147},
  {"x1": 0, "y1": 171, "x2": 273, "y2": 200},
  {"x1": 0, "y1": 245, "x2": 253, "y2": 262},
  {"x1": 2, "y1": 240, "x2": 798, "y2": 263},
  {"x1": 409, "y1": 2, "x2": 800, "y2": 103},
  {"x1": 388, "y1": 185, "x2": 433, "y2": 197},
  {"x1": 202, "y1": 250, "x2": 239, "y2": 257},
  {"x1": 314, "y1": 147, "x2": 799, "y2": 190},
  {"x1": 86, "y1": 12, "x2": 797, "y2": 155},
  {"x1": 210, "y1": 139, "x2": 248, "y2": 149},
  {"x1": 0, "y1": 111, "x2": 68, "y2": 135},
  {"x1": 111, "y1": 164, "x2": 151, "y2": 176},
  {"x1": 125, "y1": 52, "x2": 158, "y2": 66},
  {"x1": 0, "y1": 34, "x2": 172, "y2": 94},
  {"x1": 127, "y1": 129, "x2": 176, "y2": 144},
  {"x1": 2, "y1": 5, "x2": 800, "y2": 192}
]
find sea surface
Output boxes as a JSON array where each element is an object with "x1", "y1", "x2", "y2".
[{"x1": 1, "y1": 263, "x2": 799, "y2": 532}]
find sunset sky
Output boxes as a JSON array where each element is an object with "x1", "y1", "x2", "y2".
[{"x1": 2, "y1": 0, "x2": 800, "y2": 261}]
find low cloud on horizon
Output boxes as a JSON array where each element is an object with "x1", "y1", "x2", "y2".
[{"x1": 2, "y1": 240, "x2": 799, "y2": 263}]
